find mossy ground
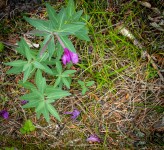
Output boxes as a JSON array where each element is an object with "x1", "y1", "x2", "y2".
[{"x1": 0, "y1": 0, "x2": 163, "y2": 149}]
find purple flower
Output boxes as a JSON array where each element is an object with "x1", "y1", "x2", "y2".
[
  {"x1": 87, "y1": 134, "x2": 101, "y2": 143},
  {"x1": 62, "y1": 48, "x2": 78, "y2": 65},
  {"x1": 64, "y1": 109, "x2": 80, "y2": 120},
  {"x1": 21, "y1": 100, "x2": 29, "y2": 105},
  {"x1": 0, "y1": 110, "x2": 9, "y2": 119}
]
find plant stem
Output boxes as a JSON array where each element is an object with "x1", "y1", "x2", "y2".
[{"x1": 55, "y1": 34, "x2": 65, "y2": 49}]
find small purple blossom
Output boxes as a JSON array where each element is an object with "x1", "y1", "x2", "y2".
[
  {"x1": 64, "y1": 109, "x2": 80, "y2": 120},
  {"x1": 62, "y1": 48, "x2": 78, "y2": 65},
  {"x1": 87, "y1": 134, "x2": 101, "y2": 143},
  {"x1": 21, "y1": 100, "x2": 29, "y2": 105},
  {"x1": 0, "y1": 110, "x2": 9, "y2": 119}
]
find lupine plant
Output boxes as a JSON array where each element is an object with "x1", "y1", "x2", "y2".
[{"x1": 5, "y1": 0, "x2": 91, "y2": 122}]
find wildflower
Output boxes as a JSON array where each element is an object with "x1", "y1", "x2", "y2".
[
  {"x1": 21, "y1": 100, "x2": 29, "y2": 105},
  {"x1": 87, "y1": 134, "x2": 101, "y2": 143},
  {"x1": 62, "y1": 48, "x2": 78, "y2": 65},
  {"x1": 0, "y1": 110, "x2": 9, "y2": 119},
  {"x1": 64, "y1": 108, "x2": 80, "y2": 120}
]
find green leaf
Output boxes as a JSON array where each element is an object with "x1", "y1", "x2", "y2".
[
  {"x1": 35, "y1": 70, "x2": 47, "y2": 93},
  {"x1": 20, "y1": 128, "x2": 26, "y2": 134},
  {"x1": 46, "y1": 103, "x2": 61, "y2": 121},
  {"x1": 54, "y1": 77, "x2": 61, "y2": 87},
  {"x1": 55, "y1": 42, "x2": 63, "y2": 60},
  {"x1": 33, "y1": 61, "x2": 45, "y2": 70},
  {"x1": 86, "y1": 81, "x2": 94, "y2": 87},
  {"x1": 16, "y1": 38, "x2": 29, "y2": 57},
  {"x1": 81, "y1": 14, "x2": 90, "y2": 22},
  {"x1": 41, "y1": 106, "x2": 50, "y2": 122},
  {"x1": 60, "y1": 23, "x2": 84, "y2": 34},
  {"x1": 24, "y1": 17, "x2": 53, "y2": 32},
  {"x1": 38, "y1": 52, "x2": 49, "y2": 62},
  {"x1": 59, "y1": 36, "x2": 76, "y2": 52},
  {"x1": 72, "y1": 10, "x2": 83, "y2": 21},
  {"x1": 23, "y1": 64, "x2": 33, "y2": 82},
  {"x1": 5, "y1": 60, "x2": 27, "y2": 67},
  {"x1": 28, "y1": 30, "x2": 49, "y2": 36},
  {"x1": 6, "y1": 66, "x2": 23, "y2": 74},
  {"x1": 20, "y1": 92, "x2": 40, "y2": 100},
  {"x1": 25, "y1": 46, "x2": 33, "y2": 61},
  {"x1": 66, "y1": 0, "x2": 75, "y2": 17},
  {"x1": 78, "y1": 80, "x2": 85, "y2": 86},
  {"x1": 47, "y1": 90, "x2": 71, "y2": 99},
  {"x1": 47, "y1": 36, "x2": 55, "y2": 60},
  {"x1": 19, "y1": 81, "x2": 36, "y2": 90},
  {"x1": 39, "y1": 34, "x2": 52, "y2": 57},
  {"x1": 82, "y1": 87, "x2": 88, "y2": 95},
  {"x1": 57, "y1": 7, "x2": 67, "y2": 29},
  {"x1": 41, "y1": 64, "x2": 54, "y2": 75},
  {"x1": 36, "y1": 101, "x2": 45, "y2": 112},
  {"x1": 75, "y1": 28, "x2": 90, "y2": 41},
  {"x1": 23, "y1": 100, "x2": 41, "y2": 108},
  {"x1": 56, "y1": 61, "x2": 62, "y2": 74},
  {"x1": 46, "y1": 3, "x2": 58, "y2": 27},
  {"x1": 62, "y1": 70, "x2": 76, "y2": 76},
  {"x1": 62, "y1": 77, "x2": 70, "y2": 89}
]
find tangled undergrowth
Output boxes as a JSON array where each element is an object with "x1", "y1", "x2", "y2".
[{"x1": 0, "y1": 0, "x2": 163, "y2": 149}]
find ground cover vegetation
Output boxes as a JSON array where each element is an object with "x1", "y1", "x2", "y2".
[{"x1": 0, "y1": 0, "x2": 163, "y2": 149}]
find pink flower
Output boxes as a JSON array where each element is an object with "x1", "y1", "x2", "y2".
[
  {"x1": 64, "y1": 108, "x2": 80, "y2": 120},
  {"x1": 0, "y1": 110, "x2": 9, "y2": 119},
  {"x1": 87, "y1": 134, "x2": 101, "y2": 143},
  {"x1": 62, "y1": 48, "x2": 78, "y2": 65}
]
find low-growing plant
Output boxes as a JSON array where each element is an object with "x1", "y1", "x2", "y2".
[
  {"x1": 5, "y1": 0, "x2": 91, "y2": 122},
  {"x1": 20, "y1": 119, "x2": 35, "y2": 134},
  {"x1": 78, "y1": 80, "x2": 95, "y2": 95}
]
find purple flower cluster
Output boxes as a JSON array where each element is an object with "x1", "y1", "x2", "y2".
[
  {"x1": 62, "y1": 48, "x2": 78, "y2": 65},
  {"x1": 87, "y1": 134, "x2": 101, "y2": 143},
  {"x1": 0, "y1": 110, "x2": 9, "y2": 119},
  {"x1": 64, "y1": 108, "x2": 80, "y2": 120}
]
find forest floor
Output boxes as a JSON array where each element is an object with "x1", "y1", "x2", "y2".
[{"x1": 0, "y1": 0, "x2": 164, "y2": 149}]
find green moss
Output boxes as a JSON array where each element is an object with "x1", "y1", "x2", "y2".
[{"x1": 0, "y1": 135, "x2": 48, "y2": 150}]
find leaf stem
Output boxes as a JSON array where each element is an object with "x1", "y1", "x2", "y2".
[{"x1": 55, "y1": 34, "x2": 65, "y2": 49}]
